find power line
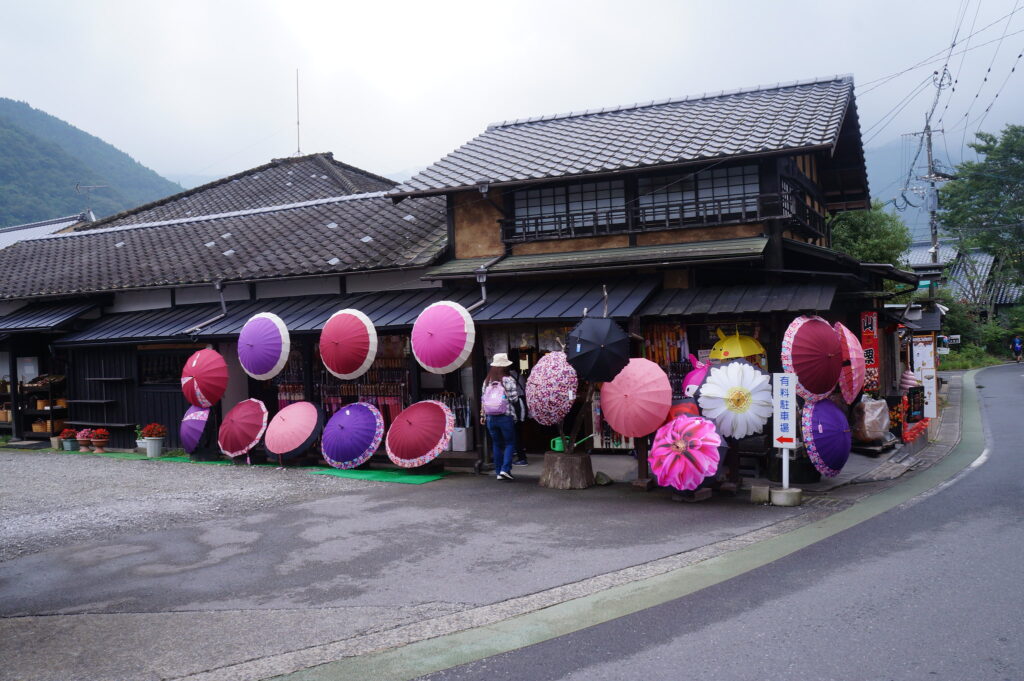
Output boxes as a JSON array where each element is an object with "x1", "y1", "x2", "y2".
[{"x1": 863, "y1": 76, "x2": 933, "y2": 145}]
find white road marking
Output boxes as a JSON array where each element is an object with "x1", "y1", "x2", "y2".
[{"x1": 897, "y1": 448, "x2": 990, "y2": 510}]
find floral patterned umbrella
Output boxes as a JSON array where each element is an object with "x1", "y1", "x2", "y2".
[
  {"x1": 525, "y1": 351, "x2": 578, "y2": 426},
  {"x1": 322, "y1": 402, "x2": 384, "y2": 469},
  {"x1": 781, "y1": 315, "x2": 843, "y2": 402},
  {"x1": 650, "y1": 415, "x2": 721, "y2": 491},
  {"x1": 181, "y1": 349, "x2": 229, "y2": 408},
  {"x1": 834, "y1": 322, "x2": 866, "y2": 404},
  {"x1": 697, "y1": 360, "x2": 772, "y2": 439},
  {"x1": 802, "y1": 399, "x2": 852, "y2": 478},
  {"x1": 218, "y1": 398, "x2": 269, "y2": 458},
  {"x1": 385, "y1": 400, "x2": 455, "y2": 468}
]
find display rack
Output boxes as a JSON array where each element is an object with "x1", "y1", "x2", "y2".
[{"x1": 65, "y1": 376, "x2": 133, "y2": 430}]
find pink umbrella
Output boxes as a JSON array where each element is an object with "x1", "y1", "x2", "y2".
[
  {"x1": 385, "y1": 400, "x2": 455, "y2": 468},
  {"x1": 834, "y1": 322, "x2": 866, "y2": 404},
  {"x1": 781, "y1": 315, "x2": 842, "y2": 402},
  {"x1": 411, "y1": 301, "x2": 475, "y2": 374},
  {"x1": 320, "y1": 309, "x2": 377, "y2": 380},
  {"x1": 181, "y1": 349, "x2": 229, "y2": 408},
  {"x1": 599, "y1": 358, "x2": 672, "y2": 438},
  {"x1": 650, "y1": 415, "x2": 721, "y2": 491},
  {"x1": 238, "y1": 312, "x2": 291, "y2": 380},
  {"x1": 525, "y1": 351, "x2": 578, "y2": 426},
  {"x1": 264, "y1": 401, "x2": 322, "y2": 460},
  {"x1": 218, "y1": 398, "x2": 268, "y2": 458}
]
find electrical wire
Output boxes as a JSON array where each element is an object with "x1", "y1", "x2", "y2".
[{"x1": 863, "y1": 76, "x2": 933, "y2": 146}]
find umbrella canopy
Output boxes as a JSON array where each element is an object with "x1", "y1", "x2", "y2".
[
  {"x1": 525, "y1": 351, "x2": 578, "y2": 426},
  {"x1": 238, "y1": 312, "x2": 291, "y2": 380},
  {"x1": 181, "y1": 349, "x2": 229, "y2": 408},
  {"x1": 265, "y1": 401, "x2": 322, "y2": 460},
  {"x1": 218, "y1": 398, "x2": 269, "y2": 458},
  {"x1": 781, "y1": 315, "x2": 843, "y2": 401},
  {"x1": 320, "y1": 309, "x2": 378, "y2": 380},
  {"x1": 322, "y1": 402, "x2": 384, "y2": 469},
  {"x1": 834, "y1": 322, "x2": 866, "y2": 404},
  {"x1": 650, "y1": 415, "x2": 721, "y2": 491},
  {"x1": 599, "y1": 358, "x2": 672, "y2": 438},
  {"x1": 709, "y1": 329, "x2": 766, "y2": 361},
  {"x1": 411, "y1": 301, "x2": 475, "y2": 374},
  {"x1": 385, "y1": 400, "x2": 455, "y2": 468},
  {"x1": 696, "y1": 359, "x2": 772, "y2": 439},
  {"x1": 566, "y1": 317, "x2": 630, "y2": 383},
  {"x1": 179, "y1": 405, "x2": 210, "y2": 454},
  {"x1": 802, "y1": 399, "x2": 852, "y2": 477}
]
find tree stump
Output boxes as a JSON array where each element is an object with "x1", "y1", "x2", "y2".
[{"x1": 538, "y1": 451, "x2": 595, "y2": 489}]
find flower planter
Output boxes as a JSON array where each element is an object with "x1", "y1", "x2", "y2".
[
  {"x1": 61, "y1": 439, "x2": 79, "y2": 451},
  {"x1": 91, "y1": 439, "x2": 109, "y2": 454},
  {"x1": 49, "y1": 436, "x2": 62, "y2": 450},
  {"x1": 76, "y1": 439, "x2": 92, "y2": 452},
  {"x1": 144, "y1": 437, "x2": 164, "y2": 458},
  {"x1": 136, "y1": 439, "x2": 146, "y2": 452}
]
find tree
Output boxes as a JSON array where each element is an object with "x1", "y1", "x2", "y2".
[
  {"x1": 940, "y1": 125, "x2": 1024, "y2": 279},
  {"x1": 829, "y1": 201, "x2": 912, "y2": 267}
]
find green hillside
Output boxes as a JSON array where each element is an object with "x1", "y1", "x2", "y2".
[{"x1": 0, "y1": 99, "x2": 181, "y2": 227}]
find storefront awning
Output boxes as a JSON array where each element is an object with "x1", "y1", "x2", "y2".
[
  {"x1": 0, "y1": 301, "x2": 96, "y2": 333},
  {"x1": 445, "y1": 278, "x2": 658, "y2": 322},
  {"x1": 641, "y1": 283, "x2": 836, "y2": 317}
]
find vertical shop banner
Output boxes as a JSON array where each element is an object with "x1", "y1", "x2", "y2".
[
  {"x1": 860, "y1": 311, "x2": 880, "y2": 392},
  {"x1": 772, "y1": 373, "x2": 798, "y2": 448},
  {"x1": 912, "y1": 334, "x2": 938, "y2": 418}
]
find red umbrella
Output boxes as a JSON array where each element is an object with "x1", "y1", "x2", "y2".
[
  {"x1": 181, "y1": 349, "x2": 229, "y2": 408},
  {"x1": 411, "y1": 301, "x2": 475, "y2": 374},
  {"x1": 599, "y1": 358, "x2": 672, "y2": 438},
  {"x1": 218, "y1": 398, "x2": 269, "y2": 458},
  {"x1": 264, "y1": 401, "x2": 322, "y2": 460},
  {"x1": 834, "y1": 322, "x2": 866, "y2": 404},
  {"x1": 319, "y1": 309, "x2": 378, "y2": 380},
  {"x1": 385, "y1": 400, "x2": 455, "y2": 468},
  {"x1": 781, "y1": 315, "x2": 842, "y2": 402}
]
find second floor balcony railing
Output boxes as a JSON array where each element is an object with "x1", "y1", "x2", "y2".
[{"x1": 500, "y1": 191, "x2": 825, "y2": 243}]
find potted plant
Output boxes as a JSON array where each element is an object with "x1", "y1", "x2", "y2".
[
  {"x1": 141, "y1": 422, "x2": 167, "y2": 458},
  {"x1": 135, "y1": 425, "x2": 146, "y2": 451},
  {"x1": 76, "y1": 428, "x2": 93, "y2": 452},
  {"x1": 91, "y1": 428, "x2": 111, "y2": 453},
  {"x1": 59, "y1": 428, "x2": 79, "y2": 451}
]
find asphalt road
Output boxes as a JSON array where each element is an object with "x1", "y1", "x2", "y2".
[{"x1": 418, "y1": 364, "x2": 1024, "y2": 681}]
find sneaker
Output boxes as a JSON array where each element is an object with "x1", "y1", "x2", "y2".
[
  {"x1": 499, "y1": 471, "x2": 515, "y2": 480},
  {"x1": 512, "y1": 459, "x2": 529, "y2": 466},
  {"x1": 496, "y1": 474, "x2": 503, "y2": 480}
]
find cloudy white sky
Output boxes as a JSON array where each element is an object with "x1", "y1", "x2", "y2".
[{"x1": 2, "y1": 0, "x2": 1022, "y2": 184}]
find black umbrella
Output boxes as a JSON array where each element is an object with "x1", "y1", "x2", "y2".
[{"x1": 567, "y1": 317, "x2": 630, "y2": 382}]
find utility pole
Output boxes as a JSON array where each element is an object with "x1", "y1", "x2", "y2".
[{"x1": 925, "y1": 120, "x2": 938, "y2": 268}]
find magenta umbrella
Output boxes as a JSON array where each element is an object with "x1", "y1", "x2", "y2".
[
  {"x1": 179, "y1": 406, "x2": 210, "y2": 454},
  {"x1": 834, "y1": 322, "x2": 866, "y2": 404},
  {"x1": 238, "y1": 312, "x2": 291, "y2": 380},
  {"x1": 320, "y1": 309, "x2": 377, "y2": 380},
  {"x1": 599, "y1": 358, "x2": 672, "y2": 438},
  {"x1": 322, "y1": 402, "x2": 384, "y2": 469},
  {"x1": 181, "y1": 349, "x2": 229, "y2": 408},
  {"x1": 411, "y1": 301, "x2": 475, "y2": 374},
  {"x1": 525, "y1": 351, "x2": 578, "y2": 426},
  {"x1": 781, "y1": 315, "x2": 842, "y2": 402},
  {"x1": 650, "y1": 415, "x2": 721, "y2": 491},
  {"x1": 265, "y1": 401, "x2": 322, "y2": 460},
  {"x1": 802, "y1": 399, "x2": 852, "y2": 478},
  {"x1": 218, "y1": 398, "x2": 269, "y2": 458},
  {"x1": 385, "y1": 400, "x2": 455, "y2": 468}
]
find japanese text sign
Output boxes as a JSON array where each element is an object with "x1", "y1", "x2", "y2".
[{"x1": 772, "y1": 372, "x2": 798, "y2": 449}]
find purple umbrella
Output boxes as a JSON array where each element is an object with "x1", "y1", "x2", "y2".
[
  {"x1": 322, "y1": 402, "x2": 384, "y2": 469},
  {"x1": 180, "y1": 405, "x2": 210, "y2": 454},
  {"x1": 802, "y1": 399, "x2": 852, "y2": 478},
  {"x1": 238, "y1": 312, "x2": 291, "y2": 380}
]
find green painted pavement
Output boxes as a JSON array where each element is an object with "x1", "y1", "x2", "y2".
[{"x1": 275, "y1": 371, "x2": 984, "y2": 681}]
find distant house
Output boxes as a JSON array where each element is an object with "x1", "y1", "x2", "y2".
[
  {"x1": 0, "y1": 212, "x2": 93, "y2": 251},
  {"x1": 904, "y1": 239, "x2": 1015, "y2": 319}
]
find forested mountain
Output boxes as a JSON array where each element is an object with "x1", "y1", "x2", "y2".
[{"x1": 0, "y1": 98, "x2": 181, "y2": 227}]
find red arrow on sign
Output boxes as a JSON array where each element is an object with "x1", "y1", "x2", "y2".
[{"x1": 776, "y1": 436, "x2": 794, "y2": 444}]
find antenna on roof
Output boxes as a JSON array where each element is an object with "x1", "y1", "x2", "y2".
[
  {"x1": 295, "y1": 68, "x2": 301, "y2": 156},
  {"x1": 75, "y1": 182, "x2": 107, "y2": 215}
]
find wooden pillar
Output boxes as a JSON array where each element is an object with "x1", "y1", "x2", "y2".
[
  {"x1": 632, "y1": 435, "x2": 655, "y2": 491},
  {"x1": 8, "y1": 339, "x2": 21, "y2": 440}
]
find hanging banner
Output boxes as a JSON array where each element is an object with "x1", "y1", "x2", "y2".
[
  {"x1": 912, "y1": 334, "x2": 938, "y2": 418},
  {"x1": 860, "y1": 311, "x2": 880, "y2": 392}
]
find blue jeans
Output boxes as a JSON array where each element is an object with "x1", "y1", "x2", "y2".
[{"x1": 486, "y1": 414, "x2": 516, "y2": 474}]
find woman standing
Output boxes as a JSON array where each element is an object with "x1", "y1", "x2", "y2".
[{"x1": 480, "y1": 353, "x2": 521, "y2": 480}]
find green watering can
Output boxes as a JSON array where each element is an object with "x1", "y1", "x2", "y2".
[{"x1": 549, "y1": 434, "x2": 594, "y2": 452}]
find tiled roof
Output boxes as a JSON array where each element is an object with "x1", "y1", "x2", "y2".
[
  {"x1": 949, "y1": 250, "x2": 995, "y2": 300},
  {"x1": 76, "y1": 153, "x2": 396, "y2": 230},
  {"x1": 394, "y1": 76, "x2": 856, "y2": 196},
  {"x1": 0, "y1": 193, "x2": 446, "y2": 300},
  {"x1": 0, "y1": 213, "x2": 89, "y2": 250},
  {"x1": 905, "y1": 241, "x2": 958, "y2": 267},
  {"x1": 993, "y1": 280, "x2": 1023, "y2": 306}
]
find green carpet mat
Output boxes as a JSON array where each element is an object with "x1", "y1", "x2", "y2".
[{"x1": 307, "y1": 468, "x2": 446, "y2": 484}]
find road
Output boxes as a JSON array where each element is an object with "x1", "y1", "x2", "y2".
[{"x1": 418, "y1": 364, "x2": 1024, "y2": 681}]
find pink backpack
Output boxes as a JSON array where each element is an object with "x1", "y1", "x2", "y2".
[{"x1": 482, "y1": 381, "x2": 508, "y2": 415}]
